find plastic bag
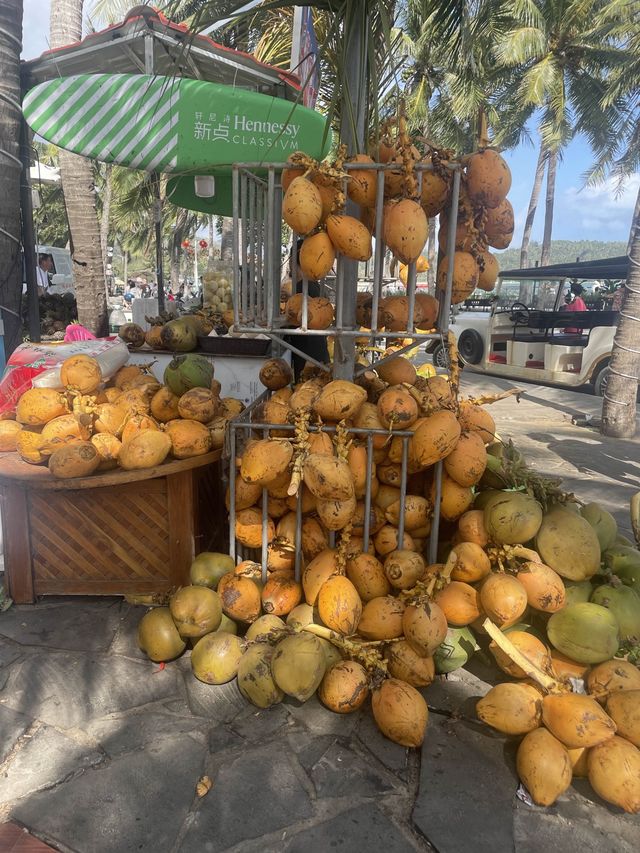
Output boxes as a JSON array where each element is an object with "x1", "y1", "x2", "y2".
[{"x1": 0, "y1": 338, "x2": 130, "y2": 414}]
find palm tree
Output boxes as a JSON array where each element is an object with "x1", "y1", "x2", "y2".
[
  {"x1": 495, "y1": 0, "x2": 628, "y2": 267},
  {"x1": 50, "y1": 0, "x2": 108, "y2": 334},
  {"x1": 0, "y1": 0, "x2": 24, "y2": 355},
  {"x1": 596, "y1": 0, "x2": 640, "y2": 437}
]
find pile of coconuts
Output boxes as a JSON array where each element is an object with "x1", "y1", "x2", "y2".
[{"x1": 0, "y1": 352, "x2": 243, "y2": 479}]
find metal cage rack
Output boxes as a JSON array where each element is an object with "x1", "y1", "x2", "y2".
[
  {"x1": 231, "y1": 160, "x2": 461, "y2": 375},
  {"x1": 226, "y1": 392, "x2": 445, "y2": 582}
]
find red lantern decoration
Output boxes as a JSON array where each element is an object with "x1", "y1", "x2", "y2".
[
  {"x1": 181, "y1": 239, "x2": 190, "y2": 248},
  {"x1": 199, "y1": 239, "x2": 208, "y2": 249}
]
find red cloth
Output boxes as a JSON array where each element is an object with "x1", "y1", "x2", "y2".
[{"x1": 565, "y1": 296, "x2": 587, "y2": 334}]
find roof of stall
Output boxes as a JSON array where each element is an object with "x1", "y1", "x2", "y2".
[
  {"x1": 500, "y1": 256, "x2": 629, "y2": 281},
  {"x1": 21, "y1": 5, "x2": 301, "y2": 100}
]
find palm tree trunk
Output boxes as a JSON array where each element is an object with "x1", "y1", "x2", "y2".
[
  {"x1": 0, "y1": 0, "x2": 24, "y2": 355},
  {"x1": 427, "y1": 217, "x2": 436, "y2": 290},
  {"x1": 171, "y1": 224, "x2": 183, "y2": 292},
  {"x1": 520, "y1": 142, "x2": 546, "y2": 268},
  {"x1": 51, "y1": 0, "x2": 107, "y2": 334},
  {"x1": 601, "y1": 185, "x2": 640, "y2": 438},
  {"x1": 100, "y1": 164, "x2": 112, "y2": 265},
  {"x1": 540, "y1": 149, "x2": 557, "y2": 266}
]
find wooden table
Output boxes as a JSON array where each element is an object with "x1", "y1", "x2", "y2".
[{"x1": 0, "y1": 450, "x2": 223, "y2": 604}]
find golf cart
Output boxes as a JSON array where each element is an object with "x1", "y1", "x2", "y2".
[{"x1": 433, "y1": 256, "x2": 628, "y2": 396}]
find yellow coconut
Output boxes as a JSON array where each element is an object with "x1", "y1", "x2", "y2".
[
  {"x1": 588, "y1": 661, "x2": 640, "y2": 701},
  {"x1": 435, "y1": 581, "x2": 482, "y2": 627},
  {"x1": 457, "y1": 510, "x2": 490, "y2": 547},
  {"x1": 588, "y1": 736, "x2": 640, "y2": 813},
  {"x1": 237, "y1": 643, "x2": 284, "y2": 708},
  {"x1": 437, "y1": 252, "x2": 479, "y2": 304},
  {"x1": 444, "y1": 431, "x2": 487, "y2": 487},
  {"x1": 433, "y1": 472, "x2": 474, "y2": 522},
  {"x1": 318, "y1": 660, "x2": 369, "y2": 713},
  {"x1": 261, "y1": 573, "x2": 302, "y2": 617},
  {"x1": 312, "y1": 380, "x2": 367, "y2": 421},
  {"x1": 120, "y1": 414, "x2": 159, "y2": 445},
  {"x1": 177, "y1": 388, "x2": 220, "y2": 423},
  {"x1": 542, "y1": 694, "x2": 617, "y2": 748},
  {"x1": 384, "y1": 495, "x2": 430, "y2": 531},
  {"x1": 376, "y1": 356, "x2": 417, "y2": 386},
  {"x1": 373, "y1": 525, "x2": 415, "y2": 557},
  {"x1": 16, "y1": 388, "x2": 68, "y2": 426},
  {"x1": 94, "y1": 403, "x2": 126, "y2": 437},
  {"x1": 165, "y1": 419, "x2": 212, "y2": 459},
  {"x1": 480, "y1": 573, "x2": 528, "y2": 629},
  {"x1": 240, "y1": 438, "x2": 293, "y2": 487},
  {"x1": 516, "y1": 561, "x2": 566, "y2": 613},
  {"x1": 516, "y1": 728, "x2": 572, "y2": 806},
  {"x1": 303, "y1": 452, "x2": 354, "y2": 501},
  {"x1": 379, "y1": 296, "x2": 425, "y2": 332},
  {"x1": 317, "y1": 575, "x2": 362, "y2": 636},
  {"x1": 41, "y1": 413, "x2": 91, "y2": 445},
  {"x1": 412, "y1": 410, "x2": 461, "y2": 467},
  {"x1": 384, "y1": 550, "x2": 425, "y2": 590},
  {"x1": 347, "y1": 154, "x2": 378, "y2": 207},
  {"x1": 346, "y1": 553, "x2": 391, "y2": 601},
  {"x1": 282, "y1": 176, "x2": 323, "y2": 235},
  {"x1": 371, "y1": 679, "x2": 428, "y2": 747},
  {"x1": 271, "y1": 632, "x2": 326, "y2": 701},
  {"x1": 150, "y1": 387, "x2": 181, "y2": 423},
  {"x1": 484, "y1": 198, "x2": 514, "y2": 249},
  {"x1": 48, "y1": 442, "x2": 101, "y2": 479},
  {"x1": 0, "y1": 420, "x2": 22, "y2": 452},
  {"x1": 59, "y1": 354, "x2": 102, "y2": 394},
  {"x1": 119, "y1": 430, "x2": 172, "y2": 470},
  {"x1": 420, "y1": 158, "x2": 450, "y2": 216},
  {"x1": 357, "y1": 595, "x2": 405, "y2": 640},
  {"x1": 316, "y1": 494, "x2": 357, "y2": 531},
  {"x1": 235, "y1": 507, "x2": 275, "y2": 549},
  {"x1": 303, "y1": 549, "x2": 338, "y2": 605},
  {"x1": 403, "y1": 601, "x2": 448, "y2": 657},
  {"x1": 450, "y1": 541, "x2": 491, "y2": 583},
  {"x1": 137, "y1": 606, "x2": 186, "y2": 662},
  {"x1": 299, "y1": 231, "x2": 336, "y2": 280},
  {"x1": 259, "y1": 358, "x2": 293, "y2": 391},
  {"x1": 377, "y1": 385, "x2": 419, "y2": 430},
  {"x1": 225, "y1": 475, "x2": 262, "y2": 511},
  {"x1": 383, "y1": 199, "x2": 428, "y2": 264},
  {"x1": 91, "y1": 433, "x2": 122, "y2": 470},
  {"x1": 16, "y1": 430, "x2": 48, "y2": 464},
  {"x1": 466, "y1": 149, "x2": 512, "y2": 209},
  {"x1": 476, "y1": 683, "x2": 542, "y2": 735},
  {"x1": 606, "y1": 690, "x2": 640, "y2": 748},
  {"x1": 326, "y1": 214, "x2": 373, "y2": 261},
  {"x1": 489, "y1": 631, "x2": 552, "y2": 679},
  {"x1": 385, "y1": 640, "x2": 435, "y2": 688},
  {"x1": 477, "y1": 251, "x2": 499, "y2": 291}
]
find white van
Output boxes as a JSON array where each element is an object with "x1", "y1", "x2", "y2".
[{"x1": 24, "y1": 246, "x2": 75, "y2": 295}]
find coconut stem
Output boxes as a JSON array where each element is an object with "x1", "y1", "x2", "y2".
[
  {"x1": 466, "y1": 388, "x2": 524, "y2": 407},
  {"x1": 482, "y1": 618, "x2": 565, "y2": 694},
  {"x1": 446, "y1": 332, "x2": 460, "y2": 395},
  {"x1": 287, "y1": 408, "x2": 311, "y2": 497}
]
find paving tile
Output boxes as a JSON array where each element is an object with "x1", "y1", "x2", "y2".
[
  {"x1": 309, "y1": 741, "x2": 396, "y2": 799},
  {"x1": 0, "y1": 706, "x2": 33, "y2": 765},
  {"x1": 0, "y1": 602, "x2": 123, "y2": 653},
  {"x1": 178, "y1": 743, "x2": 312, "y2": 851},
  {"x1": 0, "y1": 726, "x2": 103, "y2": 805},
  {"x1": 283, "y1": 803, "x2": 417, "y2": 852},
  {"x1": 11, "y1": 734, "x2": 204, "y2": 853},
  {"x1": 355, "y1": 711, "x2": 408, "y2": 777},
  {"x1": 0, "y1": 652, "x2": 182, "y2": 728},
  {"x1": 85, "y1": 710, "x2": 206, "y2": 758}
]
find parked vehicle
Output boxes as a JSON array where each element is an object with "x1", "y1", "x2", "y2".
[{"x1": 429, "y1": 256, "x2": 628, "y2": 396}]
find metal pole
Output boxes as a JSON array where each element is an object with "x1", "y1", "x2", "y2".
[
  {"x1": 290, "y1": 7, "x2": 303, "y2": 72},
  {"x1": 144, "y1": 33, "x2": 164, "y2": 313},
  {"x1": 19, "y1": 118, "x2": 40, "y2": 342},
  {"x1": 333, "y1": 5, "x2": 367, "y2": 380}
]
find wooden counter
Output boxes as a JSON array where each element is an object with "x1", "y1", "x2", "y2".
[{"x1": 0, "y1": 450, "x2": 223, "y2": 604}]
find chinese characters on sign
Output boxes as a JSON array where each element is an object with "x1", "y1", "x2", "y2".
[{"x1": 192, "y1": 112, "x2": 302, "y2": 151}]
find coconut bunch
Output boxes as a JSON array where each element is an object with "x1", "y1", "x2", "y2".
[
  {"x1": 118, "y1": 311, "x2": 216, "y2": 354},
  {"x1": 2, "y1": 352, "x2": 242, "y2": 479},
  {"x1": 429, "y1": 476, "x2": 640, "y2": 811},
  {"x1": 436, "y1": 148, "x2": 514, "y2": 304}
]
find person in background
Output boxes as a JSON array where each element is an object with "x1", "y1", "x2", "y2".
[
  {"x1": 564, "y1": 282, "x2": 588, "y2": 334},
  {"x1": 283, "y1": 238, "x2": 330, "y2": 380},
  {"x1": 36, "y1": 253, "x2": 53, "y2": 296}
]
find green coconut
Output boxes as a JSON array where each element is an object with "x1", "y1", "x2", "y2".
[
  {"x1": 317, "y1": 636, "x2": 343, "y2": 670},
  {"x1": 190, "y1": 552, "x2": 235, "y2": 589},
  {"x1": 536, "y1": 507, "x2": 601, "y2": 581},
  {"x1": 218, "y1": 613, "x2": 238, "y2": 635},
  {"x1": 547, "y1": 603, "x2": 620, "y2": 664},
  {"x1": 191, "y1": 631, "x2": 244, "y2": 684},
  {"x1": 604, "y1": 545, "x2": 640, "y2": 594},
  {"x1": 138, "y1": 606, "x2": 186, "y2": 662},
  {"x1": 286, "y1": 603, "x2": 316, "y2": 630},
  {"x1": 591, "y1": 584, "x2": 640, "y2": 643},
  {"x1": 473, "y1": 489, "x2": 502, "y2": 511},
  {"x1": 271, "y1": 633, "x2": 326, "y2": 701},
  {"x1": 164, "y1": 354, "x2": 214, "y2": 397},
  {"x1": 237, "y1": 643, "x2": 284, "y2": 708},
  {"x1": 169, "y1": 586, "x2": 222, "y2": 638},
  {"x1": 160, "y1": 318, "x2": 198, "y2": 352},
  {"x1": 484, "y1": 491, "x2": 543, "y2": 545},
  {"x1": 580, "y1": 503, "x2": 618, "y2": 551},
  {"x1": 433, "y1": 626, "x2": 478, "y2": 674},
  {"x1": 563, "y1": 579, "x2": 594, "y2": 606}
]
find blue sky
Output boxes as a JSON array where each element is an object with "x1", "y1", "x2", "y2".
[{"x1": 22, "y1": 0, "x2": 637, "y2": 247}]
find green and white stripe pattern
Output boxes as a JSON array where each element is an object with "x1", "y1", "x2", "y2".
[{"x1": 23, "y1": 74, "x2": 180, "y2": 172}]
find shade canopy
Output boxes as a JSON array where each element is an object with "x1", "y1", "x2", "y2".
[{"x1": 500, "y1": 256, "x2": 629, "y2": 281}]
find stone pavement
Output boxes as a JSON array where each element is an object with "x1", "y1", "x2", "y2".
[{"x1": 0, "y1": 379, "x2": 639, "y2": 853}]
